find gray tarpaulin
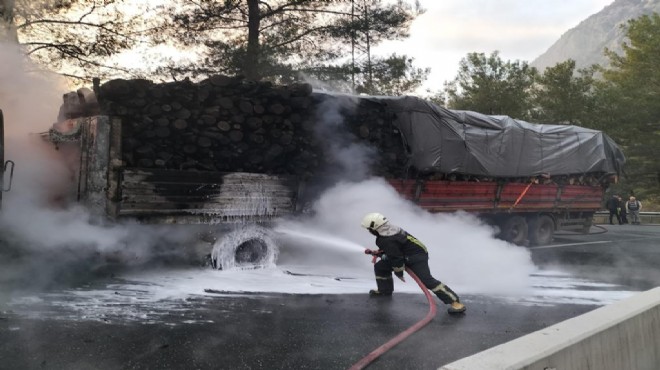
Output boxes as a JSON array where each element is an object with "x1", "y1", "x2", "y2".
[{"x1": 368, "y1": 96, "x2": 625, "y2": 177}]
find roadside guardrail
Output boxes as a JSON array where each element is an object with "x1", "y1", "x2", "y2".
[{"x1": 593, "y1": 211, "x2": 660, "y2": 225}]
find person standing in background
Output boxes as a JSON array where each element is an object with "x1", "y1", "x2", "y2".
[
  {"x1": 617, "y1": 195, "x2": 629, "y2": 224},
  {"x1": 626, "y1": 196, "x2": 642, "y2": 225},
  {"x1": 606, "y1": 194, "x2": 622, "y2": 225}
]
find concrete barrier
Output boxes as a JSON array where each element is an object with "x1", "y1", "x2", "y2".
[{"x1": 439, "y1": 288, "x2": 660, "y2": 370}]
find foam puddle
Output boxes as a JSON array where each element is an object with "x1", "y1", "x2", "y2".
[{"x1": 6, "y1": 264, "x2": 638, "y2": 325}]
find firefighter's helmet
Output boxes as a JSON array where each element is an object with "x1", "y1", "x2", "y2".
[{"x1": 361, "y1": 212, "x2": 388, "y2": 230}]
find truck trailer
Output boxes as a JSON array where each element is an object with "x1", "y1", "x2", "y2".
[
  {"x1": 37, "y1": 79, "x2": 624, "y2": 265},
  {"x1": 367, "y1": 95, "x2": 624, "y2": 246}
]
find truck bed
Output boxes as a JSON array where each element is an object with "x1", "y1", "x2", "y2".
[{"x1": 388, "y1": 179, "x2": 604, "y2": 213}]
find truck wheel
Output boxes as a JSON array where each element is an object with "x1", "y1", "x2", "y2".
[
  {"x1": 528, "y1": 215, "x2": 554, "y2": 246},
  {"x1": 500, "y1": 216, "x2": 528, "y2": 246},
  {"x1": 211, "y1": 225, "x2": 278, "y2": 270}
]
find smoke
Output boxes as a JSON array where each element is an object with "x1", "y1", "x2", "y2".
[
  {"x1": 275, "y1": 78, "x2": 537, "y2": 296},
  {"x1": 297, "y1": 72, "x2": 376, "y2": 190},
  {"x1": 312, "y1": 93, "x2": 376, "y2": 183},
  {"x1": 276, "y1": 178, "x2": 537, "y2": 296},
  {"x1": 0, "y1": 42, "x2": 202, "y2": 298}
]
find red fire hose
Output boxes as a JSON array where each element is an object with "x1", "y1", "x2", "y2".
[{"x1": 347, "y1": 266, "x2": 438, "y2": 370}]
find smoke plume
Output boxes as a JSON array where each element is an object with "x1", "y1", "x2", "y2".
[
  {"x1": 0, "y1": 42, "x2": 201, "y2": 300},
  {"x1": 276, "y1": 178, "x2": 537, "y2": 296}
]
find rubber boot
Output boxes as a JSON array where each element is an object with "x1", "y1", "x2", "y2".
[
  {"x1": 448, "y1": 301, "x2": 466, "y2": 314},
  {"x1": 369, "y1": 289, "x2": 392, "y2": 297}
]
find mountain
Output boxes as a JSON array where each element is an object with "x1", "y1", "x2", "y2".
[{"x1": 531, "y1": 0, "x2": 660, "y2": 72}]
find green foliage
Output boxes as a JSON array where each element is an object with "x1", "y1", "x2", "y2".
[
  {"x1": 161, "y1": 0, "x2": 426, "y2": 94},
  {"x1": 531, "y1": 59, "x2": 597, "y2": 125},
  {"x1": 444, "y1": 51, "x2": 537, "y2": 118},
  {"x1": 595, "y1": 13, "x2": 660, "y2": 204},
  {"x1": 4, "y1": 0, "x2": 151, "y2": 82},
  {"x1": 354, "y1": 54, "x2": 429, "y2": 95},
  {"x1": 603, "y1": 13, "x2": 660, "y2": 124}
]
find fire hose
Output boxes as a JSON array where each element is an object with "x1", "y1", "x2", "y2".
[{"x1": 347, "y1": 251, "x2": 438, "y2": 370}]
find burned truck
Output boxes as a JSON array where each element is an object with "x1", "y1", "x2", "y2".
[
  {"x1": 0, "y1": 109, "x2": 15, "y2": 209},
  {"x1": 43, "y1": 77, "x2": 624, "y2": 259}
]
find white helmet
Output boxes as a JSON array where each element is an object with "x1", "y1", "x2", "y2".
[{"x1": 361, "y1": 212, "x2": 388, "y2": 230}]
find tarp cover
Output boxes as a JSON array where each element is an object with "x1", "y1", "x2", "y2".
[{"x1": 370, "y1": 96, "x2": 625, "y2": 177}]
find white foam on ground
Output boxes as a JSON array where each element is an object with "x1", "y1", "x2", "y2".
[{"x1": 7, "y1": 264, "x2": 637, "y2": 324}]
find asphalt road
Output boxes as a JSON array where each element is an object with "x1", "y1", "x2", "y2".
[
  {"x1": 531, "y1": 223, "x2": 660, "y2": 290},
  {"x1": 1, "y1": 224, "x2": 659, "y2": 370}
]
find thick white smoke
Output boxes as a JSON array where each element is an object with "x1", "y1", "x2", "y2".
[
  {"x1": 274, "y1": 88, "x2": 537, "y2": 296},
  {"x1": 312, "y1": 93, "x2": 376, "y2": 182},
  {"x1": 0, "y1": 42, "x2": 202, "y2": 298},
  {"x1": 0, "y1": 41, "x2": 77, "y2": 239},
  {"x1": 276, "y1": 178, "x2": 536, "y2": 296}
]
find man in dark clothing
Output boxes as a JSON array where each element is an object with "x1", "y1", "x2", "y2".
[
  {"x1": 361, "y1": 212, "x2": 466, "y2": 314},
  {"x1": 617, "y1": 195, "x2": 629, "y2": 224},
  {"x1": 606, "y1": 195, "x2": 622, "y2": 225}
]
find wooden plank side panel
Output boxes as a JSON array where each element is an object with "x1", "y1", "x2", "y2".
[
  {"x1": 387, "y1": 179, "x2": 604, "y2": 213},
  {"x1": 78, "y1": 117, "x2": 111, "y2": 217},
  {"x1": 118, "y1": 169, "x2": 298, "y2": 223},
  {"x1": 416, "y1": 181, "x2": 498, "y2": 211},
  {"x1": 120, "y1": 182, "x2": 293, "y2": 195},
  {"x1": 556, "y1": 187, "x2": 604, "y2": 210},
  {"x1": 120, "y1": 198, "x2": 295, "y2": 210},
  {"x1": 121, "y1": 168, "x2": 293, "y2": 184},
  {"x1": 388, "y1": 179, "x2": 499, "y2": 212},
  {"x1": 386, "y1": 179, "x2": 417, "y2": 200},
  {"x1": 106, "y1": 117, "x2": 122, "y2": 219},
  {"x1": 498, "y1": 183, "x2": 558, "y2": 209}
]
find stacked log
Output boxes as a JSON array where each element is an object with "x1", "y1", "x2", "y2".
[
  {"x1": 311, "y1": 93, "x2": 408, "y2": 177},
  {"x1": 89, "y1": 76, "x2": 407, "y2": 178},
  {"x1": 51, "y1": 76, "x2": 615, "y2": 188}
]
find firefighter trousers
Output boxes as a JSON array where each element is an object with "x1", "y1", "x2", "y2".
[{"x1": 374, "y1": 253, "x2": 460, "y2": 304}]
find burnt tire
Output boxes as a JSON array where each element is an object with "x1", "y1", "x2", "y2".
[
  {"x1": 500, "y1": 216, "x2": 528, "y2": 246},
  {"x1": 528, "y1": 215, "x2": 555, "y2": 246},
  {"x1": 211, "y1": 225, "x2": 278, "y2": 270}
]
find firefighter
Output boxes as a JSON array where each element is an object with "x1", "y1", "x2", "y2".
[{"x1": 361, "y1": 212, "x2": 466, "y2": 314}]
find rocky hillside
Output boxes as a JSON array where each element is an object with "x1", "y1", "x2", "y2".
[{"x1": 532, "y1": 0, "x2": 660, "y2": 72}]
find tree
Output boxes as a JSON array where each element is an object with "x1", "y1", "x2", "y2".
[
  {"x1": 3, "y1": 0, "x2": 155, "y2": 82},
  {"x1": 444, "y1": 51, "x2": 537, "y2": 118},
  {"x1": 594, "y1": 13, "x2": 660, "y2": 202},
  {"x1": 298, "y1": 53, "x2": 429, "y2": 95},
  {"x1": 354, "y1": 53, "x2": 429, "y2": 95},
  {"x1": 602, "y1": 13, "x2": 660, "y2": 126},
  {"x1": 531, "y1": 59, "x2": 597, "y2": 125},
  {"x1": 0, "y1": 0, "x2": 18, "y2": 42},
  {"x1": 333, "y1": 0, "x2": 424, "y2": 92},
  {"x1": 160, "y1": 0, "x2": 426, "y2": 93}
]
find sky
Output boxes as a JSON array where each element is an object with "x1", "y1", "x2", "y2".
[{"x1": 377, "y1": 0, "x2": 614, "y2": 92}]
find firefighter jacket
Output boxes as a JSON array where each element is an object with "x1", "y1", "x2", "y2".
[{"x1": 375, "y1": 224, "x2": 429, "y2": 277}]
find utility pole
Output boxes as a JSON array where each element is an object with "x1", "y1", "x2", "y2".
[
  {"x1": 364, "y1": 1, "x2": 372, "y2": 92},
  {"x1": 350, "y1": 0, "x2": 374, "y2": 93},
  {"x1": 351, "y1": 0, "x2": 356, "y2": 91}
]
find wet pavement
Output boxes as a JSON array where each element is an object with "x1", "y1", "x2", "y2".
[
  {"x1": 0, "y1": 292, "x2": 595, "y2": 370},
  {"x1": 1, "y1": 224, "x2": 659, "y2": 370}
]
